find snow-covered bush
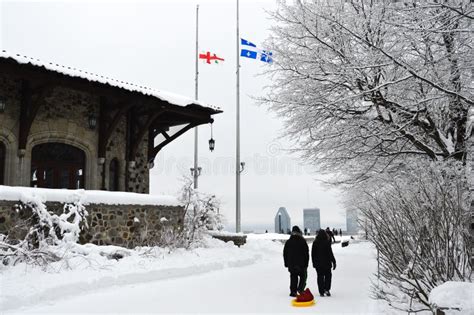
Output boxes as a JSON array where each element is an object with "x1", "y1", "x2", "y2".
[
  {"x1": 353, "y1": 162, "x2": 471, "y2": 312},
  {"x1": 0, "y1": 197, "x2": 88, "y2": 266},
  {"x1": 175, "y1": 177, "x2": 224, "y2": 249}
]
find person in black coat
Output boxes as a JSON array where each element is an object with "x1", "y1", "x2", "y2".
[
  {"x1": 283, "y1": 225, "x2": 309, "y2": 297},
  {"x1": 326, "y1": 227, "x2": 336, "y2": 243},
  {"x1": 312, "y1": 229, "x2": 336, "y2": 297}
]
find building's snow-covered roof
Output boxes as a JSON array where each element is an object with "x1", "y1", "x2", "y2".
[
  {"x1": 0, "y1": 50, "x2": 220, "y2": 111},
  {"x1": 0, "y1": 185, "x2": 180, "y2": 206}
]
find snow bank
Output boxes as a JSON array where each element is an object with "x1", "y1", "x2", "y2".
[
  {"x1": 207, "y1": 230, "x2": 245, "y2": 237},
  {"x1": 247, "y1": 232, "x2": 291, "y2": 240},
  {"x1": 245, "y1": 232, "x2": 351, "y2": 243},
  {"x1": 0, "y1": 50, "x2": 220, "y2": 111},
  {"x1": 429, "y1": 281, "x2": 474, "y2": 314},
  {"x1": 0, "y1": 236, "x2": 264, "y2": 312},
  {"x1": 0, "y1": 185, "x2": 180, "y2": 206}
]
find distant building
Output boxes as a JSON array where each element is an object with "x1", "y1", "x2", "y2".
[
  {"x1": 274, "y1": 207, "x2": 291, "y2": 234},
  {"x1": 303, "y1": 208, "x2": 320, "y2": 235},
  {"x1": 346, "y1": 209, "x2": 359, "y2": 234}
]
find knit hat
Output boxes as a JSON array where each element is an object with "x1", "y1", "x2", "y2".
[{"x1": 292, "y1": 226, "x2": 302, "y2": 234}]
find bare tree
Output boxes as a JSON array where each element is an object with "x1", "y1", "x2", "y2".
[
  {"x1": 161, "y1": 177, "x2": 224, "y2": 249},
  {"x1": 263, "y1": 0, "x2": 473, "y2": 184},
  {"x1": 352, "y1": 161, "x2": 471, "y2": 312}
]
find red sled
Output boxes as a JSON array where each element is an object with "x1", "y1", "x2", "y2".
[{"x1": 291, "y1": 288, "x2": 315, "y2": 307}]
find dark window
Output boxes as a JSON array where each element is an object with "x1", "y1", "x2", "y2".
[
  {"x1": 31, "y1": 143, "x2": 85, "y2": 189},
  {"x1": 109, "y1": 158, "x2": 119, "y2": 191},
  {"x1": 0, "y1": 142, "x2": 5, "y2": 185}
]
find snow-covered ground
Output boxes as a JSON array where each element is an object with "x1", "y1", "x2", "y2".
[
  {"x1": 2, "y1": 235, "x2": 394, "y2": 314},
  {"x1": 430, "y1": 281, "x2": 474, "y2": 315}
]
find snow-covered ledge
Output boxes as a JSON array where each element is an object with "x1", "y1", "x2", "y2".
[
  {"x1": 0, "y1": 185, "x2": 180, "y2": 206},
  {"x1": 207, "y1": 230, "x2": 247, "y2": 247},
  {"x1": 0, "y1": 185, "x2": 184, "y2": 248}
]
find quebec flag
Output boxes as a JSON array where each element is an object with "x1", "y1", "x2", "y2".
[{"x1": 240, "y1": 38, "x2": 273, "y2": 63}]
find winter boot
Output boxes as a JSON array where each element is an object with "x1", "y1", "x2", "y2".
[{"x1": 325, "y1": 291, "x2": 331, "y2": 297}]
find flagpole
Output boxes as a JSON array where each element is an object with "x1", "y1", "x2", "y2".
[
  {"x1": 236, "y1": 0, "x2": 241, "y2": 233},
  {"x1": 193, "y1": 4, "x2": 200, "y2": 189}
]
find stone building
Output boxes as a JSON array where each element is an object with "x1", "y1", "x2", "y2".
[
  {"x1": 0, "y1": 50, "x2": 221, "y2": 192},
  {"x1": 274, "y1": 207, "x2": 291, "y2": 234}
]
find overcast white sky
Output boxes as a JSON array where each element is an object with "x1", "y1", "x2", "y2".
[{"x1": 1, "y1": 0, "x2": 347, "y2": 232}]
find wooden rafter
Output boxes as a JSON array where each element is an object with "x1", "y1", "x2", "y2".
[
  {"x1": 98, "y1": 100, "x2": 135, "y2": 158},
  {"x1": 161, "y1": 131, "x2": 171, "y2": 140},
  {"x1": 18, "y1": 80, "x2": 53, "y2": 152},
  {"x1": 98, "y1": 97, "x2": 108, "y2": 159},
  {"x1": 129, "y1": 110, "x2": 166, "y2": 161},
  {"x1": 148, "y1": 122, "x2": 198, "y2": 163}
]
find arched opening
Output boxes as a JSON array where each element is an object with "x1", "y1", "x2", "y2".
[
  {"x1": 31, "y1": 143, "x2": 85, "y2": 189},
  {"x1": 109, "y1": 158, "x2": 119, "y2": 191},
  {"x1": 0, "y1": 142, "x2": 5, "y2": 185}
]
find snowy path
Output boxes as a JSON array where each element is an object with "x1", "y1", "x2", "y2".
[{"x1": 9, "y1": 241, "x2": 387, "y2": 314}]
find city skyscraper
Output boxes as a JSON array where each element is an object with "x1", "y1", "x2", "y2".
[
  {"x1": 346, "y1": 209, "x2": 359, "y2": 234},
  {"x1": 274, "y1": 207, "x2": 291, "y2": 234},
  {"x1": 303, "y1": 208, "x2": 320, "y2": 235}
]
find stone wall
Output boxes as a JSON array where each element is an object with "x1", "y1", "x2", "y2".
[
  {"x1": 0, "y1": 200, "x2": 184, "y2": 248},
  {"x1": 127, "y1": 135, "x2": 150, "y2": 194}
]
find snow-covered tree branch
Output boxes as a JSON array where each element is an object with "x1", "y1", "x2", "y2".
[{"x1": 263, "y1": 0, "x2": 473, "y2": 184}]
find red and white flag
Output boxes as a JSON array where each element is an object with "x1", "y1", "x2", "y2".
[{"x1": 199, "y1": 51, "x2": 225, "y2": 64}]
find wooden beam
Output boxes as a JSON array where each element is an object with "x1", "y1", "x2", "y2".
[
  {"x1": 152, "y1": 126, "x2": 169, "y2": 138},
  {"x1": 98, "y1": 100, "x2": 135, "y2": 158},
  {"x1": 161, "y1": 131, "x2": 171, "y2": 140},
  {"x1": 18, "y1": 81, "x2": 54, "y2": 153},
  {"x1": 147, "y1": 127, "x2": 155, "y2": 162},
  {"x1": 161, "y1": 104, "x2": 214, "y2": 121},
  {"x1": 104, "y1": 103, "x2": 135, "y2": 142},
  {"x1": 18, "y1": 80, "x2": 31, "y2": 153},
  {"x1": 129, "y1": 110, "x2": 165, "y2": 160},
  {"x1": 124, "y1": 109, "x2": 133, "y2": 191},
  {"x1": 149, "y1": 122, "x2": 197, "y2": 163},
  {"x1": 98, "y1": 97, "x2": 108, "y2": 159}
]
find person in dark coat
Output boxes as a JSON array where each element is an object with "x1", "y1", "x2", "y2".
[
  {"x1": 312, "y1": 229, "x2": 336, "y2": 297},
  {"x1": 283, "y1": 225, "x2": 309, "y2": 297},
  {"x1": 326, "y1": 227, "x2": 336, "y2": 243}
]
